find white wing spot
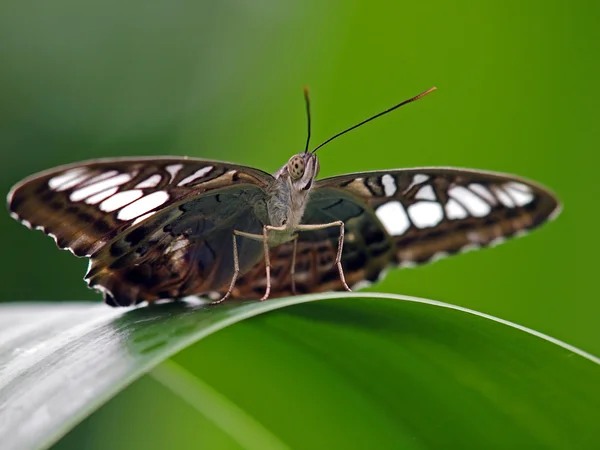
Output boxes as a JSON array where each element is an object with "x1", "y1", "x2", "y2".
[
  {"x1": 489, "y1": 236, "x2": 506, "y2": 247},
  {"x1": 376, "y1": 267, "x2": 390, "y2": 282},
  {"x1": 54, "y1": 172, "x2": 91, "y2": 192},
  {"x1": 132, "y1": 211, "x2": 156, "y2": 225},
  {"x1": 381, "y1": 174, "x2": 397, "y2": 196},
  {"x1": 48, "y1": 168, "x2": 87, "y2": 190},
  {"x1": 117, "y1": 191, "x2": 170, "y2": 220},
  {"x1": 413, "y1": 174, "x2": 429, "y2": 184},
  {"x1": 445, "y1": 198, "x2": 468, "y2": 219},
  {"x1": 514, "y1": 229, "x2": 529, "y2": 238},
  {"x1": 352, "y1": 280, "x2": 373, "y2": 290},
  {"x1": 375, "y1": 201, "x2": 410, "y2": 236},
  {"x1": 399, "y1": 260, "x2": 417, "y2": 269},
  {"x1": 99, "y1": 190, "x2": 144, "y2": 212},
  {"x1": 505, "y1": 181, "x2": 531, "y2": 193},
  {"x1": 166, "y1": 164, "x2": 183, "y2": 181},
  {"x1": 85, "y1": 187, "x2": 119, "y2": 204},
  {"x1": 406, "y1": 173, "x2": 430, "y2": 192},
  {"x1": 460, "y1": 243, "x2": 480, "y2": 254},
  {"x1": 70, "y1": 173, "x2": 134, "y2": 202},
  {"x1": 469, "y1": 183, "x2": 497, "y2": 205},
  {"x1": 467, "y1": 231, "x2": 483, "y2": 244},
  {"x1": 504, "y1": 183, "x2": 534, "y2": 206},
  {"x1": 168, "y1": 236, "x2": 190, "y2": 253},
  {"x1": 408, "y1": 201, "x2": 444, "y2": 228},
  {"x1": 429, "y1": 251, "x2": 449, "y2": 263},
  {"x1": 178, "y1": 166, "x2": 214, "y2": 186},
  {"x1": 80, "y1": 170, "x2": 119, "y2": 187},
  {"x1": 449, "y1": 186, "x2": 491, "y2": 217},
  {"x1": 415, "y1": 185, "x2": 436, "y2": 201},
  {"x1": 494, "y1": 187, "x2": 515, "y2": 208},
  {"x1": 135, "y1": 174, "x2": 162, "y2": 189}
]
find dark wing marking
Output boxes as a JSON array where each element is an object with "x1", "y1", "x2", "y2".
[
  {"x1": 7, "y1": 156, "x2": 273, "y2": 257},
  {"x1": 87, "y1": 185, "x2": 269, "y2": 306},
  {"x1": 230, "y1": 167, "x2": 561, "y2": 298},
  {"x1": 8, "y1": 157, "x2": 274, "y2": 305}
]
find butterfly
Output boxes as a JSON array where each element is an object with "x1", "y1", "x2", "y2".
[{"x1": 7, "y1": 87, "x2": 561, "y2": 307}]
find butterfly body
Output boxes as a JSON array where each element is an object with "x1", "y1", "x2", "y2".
[{"x1": 6, "y1": 88, "x2": 562, "y2": 307}]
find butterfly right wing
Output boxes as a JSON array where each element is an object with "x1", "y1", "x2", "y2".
[
  {"x1": 8, "y1": 156, "x2": 274, "y2": 305},
  {"x1": 86, "y1": 184, "x2": 269, "y2": 306}
]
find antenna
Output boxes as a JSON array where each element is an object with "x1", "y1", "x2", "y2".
[
  {"x1": 311, "y1": 86, "x2": 437, "y2": 154},
  {"x1": 303, "y1": 86, "x2": 311, "y2": 153}
]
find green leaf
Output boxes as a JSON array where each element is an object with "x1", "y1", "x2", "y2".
[{"x1": 1, "y1": 294, "x2": 598, "y2": 450}]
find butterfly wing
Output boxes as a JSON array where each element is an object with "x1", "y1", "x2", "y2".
[
  {"x1": 231, "y1": 167, "x2": 561, "y2": 297},
  {"x1": 8, "y1": 157, "x2": 274, "y2": 305}
]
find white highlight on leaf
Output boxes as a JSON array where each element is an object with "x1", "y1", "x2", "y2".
[
  {"x1": 381, "y1": 174, "x2": 397, "y2": 196},
  {"x1": 99, "y1": 189, "x2": 143, "y2": 212},
  {"x1": 117, "y1": 191, "x2": 170, "y2": 220},
  {"x1": 494, "y1": 188, "x2": 515, "y2": 208},
  {"x1": 132, "y1": 211, "x2": 156, "y2": 225},
  {"x1": 448, "y1": 186, "x2": 491, "y2": 217},
  {"x1": 467, "y1": 231, "x2": 484, "y2": 244},
  {"x1": 415, "y1": 185, "x2": 436, "y2": 201},
  {"x1": 504, "y1": 182, "x2": 534, "y2": 206},
  {"x1": 69, "y1": 173, "x2": 134, "y2": 202},
  {"x1": 166, "y1": 164, "x2": 183, "y2": 181},
  {"x1": 375, "y1": 201, "x2": 410, "y2": 236},
  {"x1": 85, "y1": 187, "x2": 119, "y2": 204},
  {"x1": 48, "y1": 168, "x2": 87, "y2": 190},
  {"x1": 445, "y1": 199, "x2": 468, "y2": 219},
  {"x1": 406, "y1": 173, "x2": 430, "y2": 191},
  {"x1": 135, "y1": 174, "x2": 162, "y2": 189},
  {"x1": 178, "y1": 166, "x2": 214, "y2": 186},
  {"x1": 469, "y1": 183, "x2": 497, "y2": 205},
  {"x1": 407, "y1": 201, "x2": 444, "y2": 228}
]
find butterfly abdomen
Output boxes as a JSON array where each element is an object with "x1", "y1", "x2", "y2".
[{"x1": 266, "y1": 176, "x2": 311, "y2": 232}]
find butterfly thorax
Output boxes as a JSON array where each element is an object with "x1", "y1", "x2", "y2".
[{"x1": 266, "y1": 152, "x2": 319, "y2": 245}]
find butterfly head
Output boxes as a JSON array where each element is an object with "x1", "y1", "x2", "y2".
[{"x1": 275, "y1": 152, "x2": 320, "y2": 192}]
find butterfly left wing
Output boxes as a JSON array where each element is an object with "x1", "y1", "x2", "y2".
[{"x1": 230, "y1": 167, "x2": 561, "y2": 297}]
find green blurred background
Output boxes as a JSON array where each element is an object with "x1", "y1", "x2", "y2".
[{"x1": 0, "y1": 0, "x2": 598, "y2": 447}]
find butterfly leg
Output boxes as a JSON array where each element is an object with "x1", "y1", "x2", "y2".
[
  {"x1": 295, "y1": 221, "x2": 352, "y2": 292},
  {"x1": 290, "y1": 234, "x2": 299, "y2": 295},
  {"x1": 210, "y1": 233, "x2": 241, "y2": 305},
  {"x1": 259, "y1": 224, "x2": 288, "y2": 301},
  {"x1": 229, "y1": 225, "x2": 287, "y2": 301}
]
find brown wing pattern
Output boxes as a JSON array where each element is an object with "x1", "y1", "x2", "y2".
[
  {"x1": 86, "y1": 187, "x2": 268, "y2": 306},
  {"x1": 8, "y1": 157, "x2": 273, "y2": 305},
  {"x1": 229, "y1": 168, "x2": 561, "y2": 298},
  {"x1": 8, "y1": 157, "x2": 273, "y2": 257}
]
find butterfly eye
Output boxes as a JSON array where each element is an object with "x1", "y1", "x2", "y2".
[{"x1": 288, "y1": 155, "x2": 305, "y2": 180}]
